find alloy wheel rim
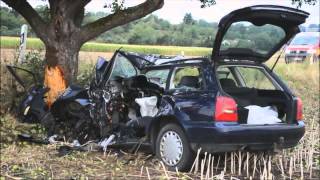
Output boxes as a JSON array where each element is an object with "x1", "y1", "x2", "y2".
[{"x1": 159, "y1": 130, "x2": 183, "y2": 166}]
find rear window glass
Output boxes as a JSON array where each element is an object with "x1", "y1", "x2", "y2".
[
  {"x1": 217, "y1": 66, "x2": 277, "y2": 90},
  {"x1": 221, "y1": 21, "x2": 286, "y2": 55},
  {"x1": 217, "y1": 67, "x2": 239, "y2": 86},
  {"x1": 237, "y1": 67, "x2": 276, "y2": 90}
]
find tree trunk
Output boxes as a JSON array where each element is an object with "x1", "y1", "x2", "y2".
[
  {"x1": 44, "y1": 0, "x2": 83, "y2": 85},
  {"x1": 45, "y1": 43, "x2": 80, "y2": 85}
]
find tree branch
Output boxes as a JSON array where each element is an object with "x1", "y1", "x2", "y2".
[
  {"x1": 2, "y1": 0, "x2": 49, "y2": 43},
  {"x1": 68, "y1": 0, "x2": 91, "y2": 27},
  {"x1": 74, "y1": 7, "x2": 85, "y2": 27},
  {"x1": 79, "y1": 0, "x2": 164, "y2": 43},
  {"x1": 67, "y1": 0, "x2": 91, "y2": 17}
]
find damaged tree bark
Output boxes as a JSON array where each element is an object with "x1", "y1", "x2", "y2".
[{"x1": 3, "y1": 0, "x2": 164, "y2": 84}]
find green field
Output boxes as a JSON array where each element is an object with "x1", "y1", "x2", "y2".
[{"x1": 0, "y1": 36, "x2": 211, "y2": 56}]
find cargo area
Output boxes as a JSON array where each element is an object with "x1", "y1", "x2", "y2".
[{"x1": 217, "y1": 65, "x2": 296, "y2": 125}]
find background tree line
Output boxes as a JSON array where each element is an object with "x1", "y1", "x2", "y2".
[{"x1": 1, "y1": 6, "x2": 318, "y2": 48}]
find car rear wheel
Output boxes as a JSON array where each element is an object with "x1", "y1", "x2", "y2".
[{"x1": 156, "y1": 123, "x2": 194, "y2": 171}]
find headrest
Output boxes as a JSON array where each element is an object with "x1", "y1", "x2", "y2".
[
  {"x1": 220, "y1": 78, "x2": 237, "y2": 89},
  {"x1": 178, "y1": 76, "x2": 199, "y2": 88}
]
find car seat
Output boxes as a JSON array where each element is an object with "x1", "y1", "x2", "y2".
[
  {"x1": 219, "y1": 78, "x2": 257, "y2": 107},
  {"x1": 178, "y1": 76, "x2": 200, "y2": 89}
]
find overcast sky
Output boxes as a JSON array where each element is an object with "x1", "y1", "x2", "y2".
[{"x1": 1, "y1": 0, "x2": 319, "y2": 25}]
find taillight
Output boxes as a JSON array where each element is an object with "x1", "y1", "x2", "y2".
[
  {"x1": 296, "y1": 97, "x2": 303, "y2": 121},
  {"x1": 215, "y1": 96, "x2": 238, "y2": 122}
]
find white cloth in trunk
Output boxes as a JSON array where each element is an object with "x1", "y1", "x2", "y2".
[
  {"x1": 135, "y1": 96, "x2": 158, "y2": 117},
  {"x1": 245, "y1": 105, "x2": 282, "y2": 124}
]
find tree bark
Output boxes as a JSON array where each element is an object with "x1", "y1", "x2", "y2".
[
  {"x1": 45, "y1": 44, "x2": 79, "y2": 84},
  {"x1": 42, "y1": 0, "x2": 84, "y2": 84}
]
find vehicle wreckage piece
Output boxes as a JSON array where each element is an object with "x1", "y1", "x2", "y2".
[
  {"x1": 7, "y1": 52, "x2": 165, "y2": 145},
  {"x1": 99, "y1": 134, "x2": 116, "y2": 152}
]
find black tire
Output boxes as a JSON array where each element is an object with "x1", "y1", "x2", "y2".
[{"x1": 155, "y1": 123, "x2": 194, "y2": 171}]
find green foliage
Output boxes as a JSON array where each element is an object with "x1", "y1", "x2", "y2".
[
  {"x1": 77, "y1": 63, "x2": 94, "y2": 86},
  {"x1": 292, "y1": 0, "x2": 317, "y2": 7},
  {"x1": 0, "y1": 7, "x2": 26, "y2": 36},
  {"x1": 199, "y1": 0, "x2": 216, "y2": 8},
  {"x1": 35, "y1": 5, "x2": 50, "y2": 23},
  {"x1": 108, "y1": 0, "x2": 125, "y2": 12},
  {"x1": 94, "y1": 14, "x2": 219, "y2": 47},
  {"x1": 183, "y1": 13, "x2": 195, "y2": 25},
  {"x1": 21, "y1": 50, "x2": 46, "y2": 83}
]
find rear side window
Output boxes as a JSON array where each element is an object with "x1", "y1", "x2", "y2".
[
  {"x1": 170, "y1": 66, "x2": 203, "y2": 90},
  {"x1": 217, "y1": 67, "x2": 239, "y2": 87},
  {"x1": 145, "y1": 69, "x2": 170, "y2": 88},
  {"x1": 236, "y1": 67, "x2": 276, "y2": 90}
]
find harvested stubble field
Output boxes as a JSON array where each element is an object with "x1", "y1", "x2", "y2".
[{"x1": 0, "y1": 47, "x2": 319, "y2": 179}]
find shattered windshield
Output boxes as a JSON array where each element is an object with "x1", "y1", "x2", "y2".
[
  {"x1": 221, "y1": 21, "x2": 286, "y2": 55},
  {"x1": 110, "y1": 53, "x2": 137, "y2": 79}
]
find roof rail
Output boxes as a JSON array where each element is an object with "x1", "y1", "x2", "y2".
[{"x1": 159, "y1": 58, "x2": 209, "y2": 65}]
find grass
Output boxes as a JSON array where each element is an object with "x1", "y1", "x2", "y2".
[
  {"x1": 0, "y1": 53, "x2": 319, "y2": 178},
  {"x1": 0, "y1": 36, "x2": 211, "y2": 56}
]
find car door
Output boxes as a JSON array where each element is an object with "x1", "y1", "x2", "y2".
[{"x1": 167, "y1": 64, "x2": 213, "y2": 122}]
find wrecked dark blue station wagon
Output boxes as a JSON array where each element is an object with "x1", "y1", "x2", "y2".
[{"x1": 7, "y1": 5, "x2": 308, "y2": 171}]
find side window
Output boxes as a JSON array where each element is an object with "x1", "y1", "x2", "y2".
[
  {"x1": 110, "y1": 53, "x2": 137, "y2": 79},
  {"x1": 145, "y1": 69, "x2": 170, "y2": 88},
  {"x1": 170, "y1": 66, "x2": 202, "y2": 90},
  {"x1": 236, "y1": 67, "x2": 276, "y2": 90},
  {"x1": 217, "y1": 66, "x2": 239, "y2": 87}
]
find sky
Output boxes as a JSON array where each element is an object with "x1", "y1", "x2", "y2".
[{"x1": 1, "y1": 0, "x2": 319, "y2": 25}]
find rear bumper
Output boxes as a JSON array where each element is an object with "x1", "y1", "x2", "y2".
[{"x1": 186, "y1": 121, "x2": 305, "y2": 153}]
